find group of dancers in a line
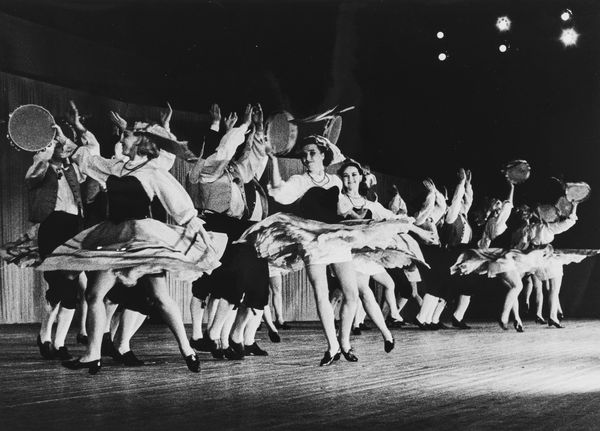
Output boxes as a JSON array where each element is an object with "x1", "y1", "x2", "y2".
[{"x1": 2, "y1": 100, "x2": 594, "y2": 375}]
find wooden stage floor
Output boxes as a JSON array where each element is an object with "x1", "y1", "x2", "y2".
[{"x1": 2, "y1": 320, "x2": 600, "y2": 431}]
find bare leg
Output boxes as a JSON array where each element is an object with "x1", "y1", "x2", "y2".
[
  {"x1": 306, "y1": 264, "x2": 340, "y2": 355},
  {"x1": 523, "y1": 275, "x2": 533, "y2": 313},
  {"x1": 357, "y1": 273, "x2": 393, "y2": 342},
  {"x1": 499, "y1": 271, "x2": 523, "y2": 325},
  {"x1": 331, "y1": 261, "x2": 359, "y2": 353},
  {"x1": 206, "y1": 296, "x2": 218, "y2": 328},
  {"x1": 207, "y1": 298, "x2": 235, "y2": 345},
  {"x1": 190, "y1": 296, "x2": 205, "y2": 340},
  {"x1": 77, "y1": 272, "x2": 88, "y2": 337},
  {"x1": 80, "y1": 271, "x2": 117, "y2": 362},
  {"x1": 262, "y1": 304, "x2": 278, "y2": 332},
  {"x1": 533, "y1": 275, "x2": 544, "y2": 319},
  {"x1": 219, "y1": 308, "x2": 236, "y2": 349},
  {"x1": 410, "y1": 282, "x2": 423, "y2": 307},
  {"x1": 270, "y1": 275, "x2": 285, "y2": 325},
  {"x1": 372, "y1": 271, "x2": 401, "y2": 321},
  {"x1": 146, "y1": 275, "x2": 194, "y2": 357},
  {"x1": 53, "y1": 306, "x2": 75, "y2": 349},
  {"x1": 548, "y1": 276, "x2": 563, "y2": 322},
  {"x1": 230, "y1": 306, "x2": 254, "y2": 345},
  {"x1": 113, "y1": 309, "x2": 147, "y2": 354}
]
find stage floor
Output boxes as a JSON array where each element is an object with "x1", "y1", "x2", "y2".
[{"x1": 1, "y1": 320, "x2": 600, "y2": 431}]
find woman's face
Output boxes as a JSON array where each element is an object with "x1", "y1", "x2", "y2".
[
  {"x1": 120, "y1": 130, "x2": 141, "y2": 158},
  {"x1": 341, "y1": 165, "x2": 362, "y2": 193},
  {"x1": 301, "y1": 143, "x2": 325, "y2": 172}
]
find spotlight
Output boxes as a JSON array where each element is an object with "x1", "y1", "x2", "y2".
[
  {"x1": 499, "y1": 44, "x2": 508, "y2": 53},
  {"x1": 560, "y1": 28, "x2": 579, "y2": 47},
  {"x1": 438, "y1": 52, "x2": 447, "y2": 61},
  {"x1": 561, "y1": 9, "x2": 573, "y2": 22},
  {"x1": 496, "y1": 16, "x2": 511, "y2": 32},
  {"x1": 437, "y1": 31, "x2": 445, "y2": 39}
]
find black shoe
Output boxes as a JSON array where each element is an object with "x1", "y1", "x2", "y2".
[
  {"x1": 412, "y1": 317, "x2": 428, "y2": 330},
  {"x1": 245, "y1": 342, "x2": 268, "y2": 356},
  {"x1": 557, "y1": 312, "x2": 564, "y2": 320},
  {"x1": 384, "y1": 339, "x2": 395, "y2": 353},
  {"x1": 224, "y1": 340, "x2": 245, "y2": 360},
  {"x1": 351, "y1": 326, "x2": 362, "y2": 336},
  {"x1": 120, "y1": 351, "x2": 145, "y2": 366},
  {"x1": 319, "y1": 349, "x2": 341, "y2": 366},
  {"x1": 56, "y1": 346, "x2": 73, "y2": 361},
  {"x1": 548, "y1": 319, "x2": 564, "y2": 329},
  {"x1": 62, "y1": 357, "x2": 102, "y2": 375},
  {"x1": 498, "y1": 319, "x2": 509, "y2": 330},
  {"x1": 206, "y1": 339, "x2": 224, "y2": 359},
  {"x1": 268, "y1": 328, "x2": 281, "y2": 343},
  {"x1": 183, "y1": 353, "x2": 200, "y2": 373},
  {"x1": 190, "y1": 337, "x2": 213, "y2": 352},
  {"x1": 37, "y1": 335, "x2": 55, "y2": 359},
  {"x1": 359, "y1": 322, "x2": 371, "y2": 331},
  {"x1": 535, "y1": 316, "x2": 547, "y2": 324},
  {"x1": 451, "y1": 316, "x2": 471, "y2": 330},
  {"x1": 341, "y1": 348, "x2": 358, "y2": 362},
  {"x1": 275, "y1": 321, "x2": 291, "y2": 330},
  {"x1": 76, "y1": 333, "x2": 88, "y2": 345},
  {"x1": 513, "y1": 321, "x2": 524, "y2": 333},
  {"x1": 429, "y1": 322, "x2": 440, "y2": 331},
  {"x1": 101, "y1": 333, "x2": 116, "y2": 358},
  {"x1": 387, "y1": 318, "x2": 407, "y2": 329},
  {"x1": 433, "y1": 322, "x2": 450, "y2": 330}
]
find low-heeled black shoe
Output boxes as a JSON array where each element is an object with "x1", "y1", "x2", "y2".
[
  {"x1": 275, "y1": 321, "x2": 291, "y2": 330},
  {"x1": 341, "y1": 348, "x2": 358, "y2": 362},
  {"x1": 412, "y1": 317, "x2": 429, "y2": 330},
  {"x1": 224, "y1": 340, "x2": 245, "y2": 360},
  {"x1": 384, "y1": 339, "x2": 395, "y2": 353},
  {"x1": 351, "y1": 326, "x2": 362, "y2": 336},
  {"x1": 433, "y1": 322, "x2": 450, "y2": 330},
  {"x1": 183, "y1": 353, "x2": 200, "y2": 373},
  {"x1": 245, "y1": 342, "x2": 268, "y2": 356},
  {"x1": 451, "y1": 316, "x2": 471, "y2": 330},
  {"x1": 56, "y1": 346, "x2": 73, "y2": 361},
  {"x1": 548, "y1": 319, "x2": 564, "y2": 329},
  {"x1": 557, "y1": 312, "x2": 564, "y2": 320},
  {"x1": 120, "y1": 351, "x2": 145, "y2": 366},
  {"x1": 190, "y1": 337, "x2": 213, "y2": 352},
  {"x1": 62, "y1": 358, "x2": 102, "y2": 375},
  {"x1": 319, "y1": 349, "x2": 341, "y2": 366},
  {"x1": 359, "y1": 322, "x2": 371, "y2": 331},
  {"x1": 498, "y1": 320, "x2": 509, "y2": 330},
  {"x1": 268, "y1": 328, "x2": 281, "y2": 343},
  {"x1": 535, "y1": 316, "x2": 547, "y2": 325},
  {"x1": 207, "y1": 339, "x2": 224, "y2": 359},
  {"x1": 76, "y1": 333, "x2": 88, "y2": 345},
  {"x1": 513, "y1": 321, "x2": 524, "y2": 333},
  {"x1": 387, "y1": 318, "x2": 407, "y2": 329},
  {"x1": 37, "y1": 335, "x2": 55, "y2": 359}
]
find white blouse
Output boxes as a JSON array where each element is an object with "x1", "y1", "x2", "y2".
[{"x1": 268, "y1": 173, "x2": 343, "y2": 205}]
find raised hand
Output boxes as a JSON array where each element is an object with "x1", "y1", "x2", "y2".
[
  {"x1": 110, "y1": 111, "x2": 128, "y2": 132},
  {"x1": 252, "y1": 103, "x2": 264, "y2": 132},
  {"x1": 458, "y1": 168, "x2": 467, "y2": 181},
  {"x1": 209, "y1": 103, "x2": 221, "y2": 124},
  {"x1": 160, "y1": 102, "x2": 173, "y2": 132},
  {"x1": 422, "y1": 178, "x2": 436, "y2": 192},
  {"x1": 223, "y1": 112, "x2": 238, "y2": 132},
  {"x1": 465, "y1": 169, "x2": 472, "y2": 183},
  {"x1": 242, "y1": 104, "x2": 253, "y2": 126},
  {"x1": 67, "y1": 101, "x2": 86, "y2": 133}
]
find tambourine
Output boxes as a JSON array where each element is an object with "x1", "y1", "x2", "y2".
[
  {"x1": 7, "y1": 104, "x2": 56, "y2": 152},
  {"x1": 563, "y1": 181, "x2": 591, "y2": 203},
  {"x1": 323, "y1": 115, "x2": 343, "y2": 146},
  {"x1": 266, "y1": 111, "x2": 298, "y2": 156},
  {"x1": 503, "y1": 160, "x2": 531, "y2": 184}
]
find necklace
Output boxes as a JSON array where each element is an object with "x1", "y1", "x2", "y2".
[
  {"x1": 307, "y1": 171, "x2": 330, "y2": 186},
  {"x1": 120, "y1": 159, "x2": 150, "y2": 177},
  {"x1": 346, "y1": 194, "x2": 366, "y2": 209}
]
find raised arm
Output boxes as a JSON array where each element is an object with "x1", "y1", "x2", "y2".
[
  {"x1": 413, "y1": 179, "x2": 436, "y2": 226},
  {"x1": 25, "y1": 144, "x2": 54, "y2": 189},
  {"x1": 389, "y1": 184, "x2": 408, "y2": 215},
  {"x1": 445, "y1": 168, "x2": 467, "y2": 224}
]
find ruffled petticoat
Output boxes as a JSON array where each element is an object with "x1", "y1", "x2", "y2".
[
  {"x1": 450, "y1": 246, "x2": 599, "y2": 279},
  {"x1": 352, "y1": 233, "x2": 427, "y2": 276},
  {"x1": 236, "y1": 213, "x2": 426, "y2": 272},
  {"x1": 36, "y1": 219, "x2": 227, "y2": 286},
  {"x1": 0, "y1": 225, "x2": 40, "y2": 267}
]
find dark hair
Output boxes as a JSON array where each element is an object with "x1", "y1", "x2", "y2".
[
  {"x1": 338, "y1": 159, "x2": 369, "y2": 196},
  {"x1": 300, "y1": 136, "x2": 334, "y2": 166},
  {"x1": 55, "y1": 118, "x2": 77, "y2": 143},
  {"x1": 136, "y1": 134, "x2": 160, "y2": 159}
]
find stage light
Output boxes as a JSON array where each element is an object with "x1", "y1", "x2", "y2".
[
  {"x1": 438, "y1": 52, "x2": 447, "y2": 61},
  {"x1": 560, "y1": 28, "x2": 579, "y2": 47},
  {"x1": 496, "y1": 16, "x2": 511, "y2": 32},
  {"x1": 499, "y1": 44, "x2": 508, "y2": 53},
  {"x1": 561, "y1": 9, "x2": 573, "y2": 21},
  {"x1": 437, "y1": 31, "x2": 445, "y2": 39}
]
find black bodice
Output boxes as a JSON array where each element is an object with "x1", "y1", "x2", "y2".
[
  {"x1": 294, "y1": 186, "x2": 342, "y2": 224},
  {"x1": 106, "y1": 175, "x2": 152, "y2": 223}
]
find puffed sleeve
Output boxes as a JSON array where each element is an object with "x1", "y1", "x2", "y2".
[
  {"x1": 147, "y1": 168, "x2": 198, "y2": 225},
  {"x1": 337, "y1": 194, "x2": 353, "y2": 216},
  {"x1": 268, "y1": 174, "x2": 308, "y2": 205}
]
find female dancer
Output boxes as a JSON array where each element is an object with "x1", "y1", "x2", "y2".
[
  {"x1": 39, "y1": 107, "x2": 225, "y2": 374},
  {"x1": 337, "y1": 160, "x2": 433, "y2": 352}
]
